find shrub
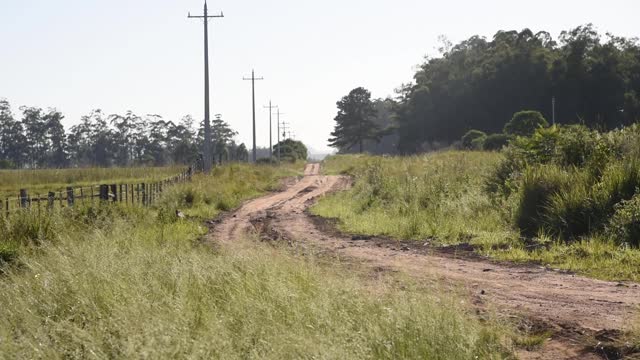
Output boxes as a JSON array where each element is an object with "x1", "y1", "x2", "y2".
[
  {"x1": 593, "y1": 160, "x2": 640, "y2": 212},
  {"x1": 504, "y1": 110, "x2": 549, "y2": 136},
  {"x1": 256, "y1": 157, "x2": 277, "y2": 165},
  {"x1": 514, "y1": 165, "x2": 572, "y2": 237},
  {"x1": 543, "y1": 176, "x2": 598, "y2": 239},
  {"x1": 461, "y1": 130, "x2": 486, "y2": 149},
  {"x1": 0, "y1": 211, "x2": 57, "y2": 247},
  {"x1": 483, "y1": 134, "x2": 510, "y2": 151},
  {"x1": 0, "y1": 160, "x2": 15, "y2": 169},
  {"x1": 608, "y1": 194, "x2": 640, "y2": 247}
]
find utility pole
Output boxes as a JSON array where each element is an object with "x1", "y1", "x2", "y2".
[
  {"x1": 264, "y1": 101, "x2": 278, "y2": 161},
  {"x1": 552, "y1": 96, "x2": 556, "y2": 125},
  {"x1": 188, "y1": 1, "x2": 224, "y2": 174},
  {"x1": 281, "y1": 121, "x2": 290, "y2": 140},
  {"x1": 243, "y1": 70, "x2": 264, "y2": 163},
  {"x1": 276, "y1": 109, "x2": 285, "y2": 162}
]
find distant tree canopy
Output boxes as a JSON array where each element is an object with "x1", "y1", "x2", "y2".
[
  {"x1": 328, "y1": 87, "x2": 383, "y2": 153},
  {"x1": 504, "y1": 111, "x2": 549, "y2": 136},
  {"x1": 273, "y1": 139, "x2": 308, "y2": 162},
  {"x1": 0, "y1": 99, "x2": 248, "y2": 168},
  {"x1": 390, "y1": 25, "x2": 640, "y2": 153}
]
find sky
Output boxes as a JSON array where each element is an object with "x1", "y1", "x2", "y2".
[{"x1": 1, "y1": 0, "x2": 639, "y2": 153}]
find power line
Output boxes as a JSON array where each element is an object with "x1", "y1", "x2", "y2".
[
  {"x1": 243, "y1": 70, "x2": 264, "y2": 163},
  {"x1": 263, "y1": 101, "x2": 278, "y2": 161},
  {"x1": 188, "y1": 1, "x2": 224, "y2": 173}
]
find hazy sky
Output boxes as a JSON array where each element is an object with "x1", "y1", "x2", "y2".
[{"x1": 1, "y1": 0, "x2": 638, "y2": 152}]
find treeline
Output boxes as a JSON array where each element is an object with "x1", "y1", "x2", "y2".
[
  {"x1": 330, "y1": 25, "x2": 640, "y2": 154},
  {"x1": 0, "y1": 99, "x2": 249, "y2": 169}
]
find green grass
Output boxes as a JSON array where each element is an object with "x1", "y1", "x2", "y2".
[
  {"x1": 313, "y1": 153, "x2": 640, "y2": 281},
  {"x1": 313, "y1": 152, "x2": 510, "y2": 243},
  {"x1": 0, "y1": 161, "x2": 513, "y2": 358},
  {"x1": 0, "y1": 166, "x2": 187, "y2": 198}
]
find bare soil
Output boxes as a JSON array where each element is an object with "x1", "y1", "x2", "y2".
[{"x1": 210, "y1": 163, "x2": 640, "y2": 359}]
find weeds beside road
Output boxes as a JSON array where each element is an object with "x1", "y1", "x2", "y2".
[
  {"x1": 314, "y1": 149, "x2": 640, "y2": 282},
  {"x1": 0, "y1": 162, "x2": 513, "y2": 359}
]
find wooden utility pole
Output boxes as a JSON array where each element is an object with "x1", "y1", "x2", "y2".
[
  {"x1": 276, "y1": 109, "x2": 285, "y2": 162},
  {"x1": 264, "y1": 101, "x2": 278, "y2": 161},
  {"x1": 281, "y1": 121, "x2": 290, "y2": 141},
  {"x1": 188, "y1": 1, "x2": 224, "y2": 173},
  {"x1": 243, "y1": 70, "x2": 264, "y2": 163}
]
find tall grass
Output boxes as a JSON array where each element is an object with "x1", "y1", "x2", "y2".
[
  {"x1": 313, "y1": 152, "x2": 510, "y2": 244},
  {"x1": 0, "y1": 162, "x2": 512, "y2": 358},
  {"x1": 315, "y1": 152, "x2": 640, "y2": 281}
]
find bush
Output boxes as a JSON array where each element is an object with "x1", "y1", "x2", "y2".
[
  {"x1": 509, "y1": 160, "x2": 640, "y2": 240},
  {"x1": 461, "y1": 130, "x2": 486, "y2": 150},
  {"x1": 256, "y1": 157, "x2": 277, "y2": 165},
  {"x1": 608, "y1": 194, "x2": 640, "y2": 247},
  {"x1": 543, "y1": 176, "x2": 599, "y2": 239},
  {"x1": 0, "y1": 160, "x2": 15, "y2": 169},
  {"x1": 514, "y1": 165, "x2": 572, "y2": 237},
  {"x1": 0, "y1": 211, "x2": 57, "y2": 247},
  {"x1": 504, "y1": 110, "x2": 548, "y2": 136},
  {"x1": 470, "y1": 136, "x2": 485, "y2": 150},
  {"x1": 482, "y1": 134, "x2": 510, "y2": 151}
]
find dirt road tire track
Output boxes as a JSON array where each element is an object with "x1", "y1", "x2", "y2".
[{"x1": 210, "y1": 164, "x2": 640, "y2": 359}]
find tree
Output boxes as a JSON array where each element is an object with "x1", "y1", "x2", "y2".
[
  {"x1": 328, "y1": 87, "x2": 381, "y2": 153},
  {"x1": 504, "y1": 111, "x2": 549, "y2": 136},
  {"x1": 0, "y1": 99, "x2": 27, "y2": 167},
  {"x1": 393, "y1": 26, "x2": 640, "y2": 153},
  {"x1": 461, "y1": 130, "x2": 487, "y2": 149},
  {"x1": 235, "y1": 143, "x2": 249, "y2": 162},
  {"x1": 210, "y1": 115, "x2": 238, "y2": 164},
  {"x1": 167, "y1": 115, "x2": 199, "y2": 165},
  {"x1": 21, "y1": 106, "x2": 48, "y2": 168},
  {"x1": 483, "y1": 134, "x2": 511, "y2": 151},
  {"x1": 273, "y1": 139, "x2": 307, "y2": 162},
  {"x1": 43, "y1": 109, "x2": 67, "y2": 167}
]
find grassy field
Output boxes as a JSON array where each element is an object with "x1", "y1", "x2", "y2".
[
  {"x1": 313, "y1": 152, "x2": 640, "y2": 281},
  {"x1": 0, "y1": 162, "x2": 514, "y2": 359},
  {"x1": 0, "y1": 166, "x2": 188, "y2": 199}
]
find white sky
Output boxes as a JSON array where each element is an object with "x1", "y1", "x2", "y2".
[{"x1": 1, "y1": 0, "x2": 638, "y2": 152}]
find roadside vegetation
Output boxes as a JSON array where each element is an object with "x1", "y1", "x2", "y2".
[
  {"x1": 0, "y1": 162, "x2": 514, "y2": 359},
  {"x1": 0, "y1": 166, "x2": 186, "y2": 198},
  {"x1": 314, "y1": 124, "x2": 640, "y2": 281}
]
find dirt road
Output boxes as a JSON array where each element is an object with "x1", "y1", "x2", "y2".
[{"x1": 211, "y1": 163, "x2": 640, "y2": 359}]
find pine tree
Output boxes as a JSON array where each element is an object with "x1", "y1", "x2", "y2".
[{"x1": 328, "y1": 87, "x2": 381, "y2": 153}]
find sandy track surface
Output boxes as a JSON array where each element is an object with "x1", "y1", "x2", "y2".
[{"x1": 211, "y1": 163, "x2": 640, "y2": 359}]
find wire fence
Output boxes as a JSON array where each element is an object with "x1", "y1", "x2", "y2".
[{"x1": 2, "y1": 167, "x2": 194, "y2": 217}]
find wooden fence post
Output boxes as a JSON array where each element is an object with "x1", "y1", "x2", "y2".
[
  {"x1": 20, "y1": 189, "x2": 28, "y2": 208},
  {"x1": 124, "y1": 184, "x2": 128, "y2": 205},
  {"x1": 110, "y1": 184, "x2": 117, "y2": 203},
  {"x1": 80, "y1": 188, "x2": 84, "y2": 205},
  {"x1": 142, "y1": 183, "x2": 147, "y2": 206},
  {"x1": 67, "y1": 187, "x2": 74, "y2": 207},
  {"x1": 5, "y1": 198, "x2": 8, "y2": 217},
  {"x1": 99, "y1": 185, "x2": 109, "y2": 202},
  {"x1": 36, "y1": 194, "x2": 41, "y2": 215},
  {"x1": 48, "y1": 192, "x2": 55, "y2": 210}
]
